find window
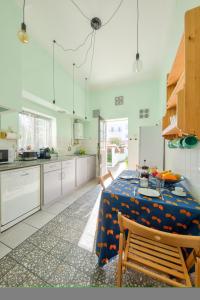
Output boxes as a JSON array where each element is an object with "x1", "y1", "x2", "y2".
[{"x1": 18, "y1": 111, "x2": 55, "y2": 150}]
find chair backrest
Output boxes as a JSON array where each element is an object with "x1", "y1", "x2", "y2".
[
  {"x1": 118, "y1": 212, "x2": 200, "y2": 250},
  {"x1": 99, "y1": 170, "x2": 114, "y2": 190}
]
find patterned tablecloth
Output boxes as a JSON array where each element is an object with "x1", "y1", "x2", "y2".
[{"x1": 96, "y1": 170, "x2": 200, "y2": 267}]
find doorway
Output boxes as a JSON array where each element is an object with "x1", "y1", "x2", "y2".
[{"x1": 99, "y1": 118, "x2": 128, "y2": 177}]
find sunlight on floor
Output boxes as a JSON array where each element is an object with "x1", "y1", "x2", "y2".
[{"x1": 78, "y1": 189, "x2": 102, "y2": 253}]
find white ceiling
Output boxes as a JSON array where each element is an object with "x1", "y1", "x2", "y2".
[{"x1": 16, "y1": 0, "x2": 176, "y2": 89}]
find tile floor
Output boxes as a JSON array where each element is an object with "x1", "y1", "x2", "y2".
[{"x1": 0, "y1": 179, "x2": 168, "y2": 288}]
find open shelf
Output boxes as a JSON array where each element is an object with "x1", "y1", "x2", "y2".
[
  {"x1": 162, "y1": 6, "x2": 200, "y2": 140},
  {"x1": 167, "y1": 72, "x2": 185, "y2": 109},
  {"x1": 167, "y1": 35, "x2": 185, "y2": 87}
]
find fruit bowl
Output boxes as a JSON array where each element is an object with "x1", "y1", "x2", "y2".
[
  {"x1": 155, "y1": 171, "x2": 184, "y2": 187},
  {"x1": 157, "y1": 176, "x2": 185, "y2": 184}
]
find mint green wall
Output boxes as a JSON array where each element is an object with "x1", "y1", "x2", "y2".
[
  {"x1": 0, "y1": 0, "x2": 22, "y2": 110},
  {"x1": 0, "y1": 0, "x2": 86, "y2": 152},
  {"x1": 88, "y1": 79, "x2": 161, "y2": 141},
  {"x1": 22, "y1": 39, "x2": 85, "y2": 117}
]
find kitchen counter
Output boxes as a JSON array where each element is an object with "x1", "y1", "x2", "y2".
[{"x1": 0, "y1": 155, "x2": 96, "y2": 172}]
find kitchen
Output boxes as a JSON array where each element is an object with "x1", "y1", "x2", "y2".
[{"x1": 0, "y1": 0, "x2": 200, "y2": 292}]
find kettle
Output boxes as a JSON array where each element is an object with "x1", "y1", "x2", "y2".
[{"x1": 38, "y1": 148, "x2": 51, "y2": 159}]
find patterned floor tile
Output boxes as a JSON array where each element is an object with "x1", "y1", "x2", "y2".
[
  {"x1": 1, "y1": 264, "x2": 29, "y2": 287},
  {"x1": 64, "y1": 245, "x2": 98, "y2": 275},
  {"x1": 47, "y1": 262, "x2": 77, "y2": 287},
  {"x1": 28, "y1": 253, "x2": 61, "y2": 282},
  {"x1": 28, "y1": 231, "x2": 61, "y2": 252},
  {"x1": 58, "y1": 228, "x2": 82, "y2": 244},
  {"x1": 9, "y1": 240, "x2": 37, "y2": 263},
  {"x1": 19, "y1": 247, "x2": 47, "y2": 270},
  {"x1": 0, "y1": 256, "x2": 17, "y2": 279},
  {"x1": 0, "y1": 279, "x2": 9, "y2": 288},
  {"x1": 19, "y1": 272, "x2": 51, "y2": 288},
  {"x1": 39, "y1": 220, "x2": 59, "y2": 236},
  {"x1": 49, "y1": 239, "x2": 72, "y2": 261}
]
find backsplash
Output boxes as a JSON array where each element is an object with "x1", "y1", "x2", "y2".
[{"x1": 165, "y1": 142, "x2": 200, "y2": 200}]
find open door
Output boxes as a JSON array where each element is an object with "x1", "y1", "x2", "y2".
[{"x1": 97, "y1": 116, "x2": 107, "y2": 176}]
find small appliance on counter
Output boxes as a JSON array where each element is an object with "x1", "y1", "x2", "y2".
[
  {"x1": 38, "y1": 148, "x2": 51, "y2": 159},
  {"x1": 0, "y1": 149, "x2": 15, "y2": 164},
  {"x1": 21, "y1": 151, "x2": 38, "y2": 161}
]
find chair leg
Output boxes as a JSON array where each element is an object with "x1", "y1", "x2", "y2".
[
  {"x1": 195, "y1": 257, "x2": 200, "y2": 287},
  {"x1": 117, "y1": 233, "x2": 124, "y2": 287}
]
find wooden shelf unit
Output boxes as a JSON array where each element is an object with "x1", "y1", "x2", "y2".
[{"x1": 162, "y1": 6, "x2": 200, "y2": 140}]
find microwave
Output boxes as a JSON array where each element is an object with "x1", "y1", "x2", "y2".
[{"x1": 0, "y1": 149, "x2": 15, "y2": 164}]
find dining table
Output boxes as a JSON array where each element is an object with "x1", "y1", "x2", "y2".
[{"x1": 96, "y1": 170, "x2": 200, "y2": 267}]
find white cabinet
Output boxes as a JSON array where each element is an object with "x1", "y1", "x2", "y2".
[
  {"x1": 62, "y1": 159, "x2": 76, "y2": 195},
  {"x1": 87, "y1": 156, "x2": 96, "y2": 181},
  {"x1": 1, "y1": 166, "x2": 40, "y2": 230},
  {"x1": 76, "y1": 156, "x2": 96, "y2": 187},
  {"x1": 43, "y1": 162, "x2": 62, "y2": 205},
  {"x1": 76, "y1": 157, "x2": 88, "y2": 187}
]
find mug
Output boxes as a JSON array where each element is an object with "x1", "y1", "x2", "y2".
[{"x1": 182, "y1": 136, "x2": 198, "y2": 149}]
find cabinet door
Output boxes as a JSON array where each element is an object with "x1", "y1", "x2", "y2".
[
  {"x1": 62, "y1": 160, "x2": 75, "y2": 195},
  {"x1": 87, "y1": 157, "x2": 96, "y2": 181},
  {"x1": 76, "y1": 158, "x2": 88, "y2": 187},
  {"x1": 1, "y1": 167, "x2": 40, "y2": 225},
  {"x1": 44, "y1": 170, "x2": 62, "y2": 205}
]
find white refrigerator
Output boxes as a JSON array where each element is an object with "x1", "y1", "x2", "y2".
[{"x1": 139, "y1": 125, "x2": 165, "y2": 170}]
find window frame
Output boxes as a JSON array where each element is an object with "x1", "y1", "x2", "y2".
[{"x1": 18, "y1": 108, "x2": 57, "y2": 150}]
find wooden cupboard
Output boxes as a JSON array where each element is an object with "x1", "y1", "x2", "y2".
[{"x1": 162, "y1": 6, "x2": 200, "y2": 140}]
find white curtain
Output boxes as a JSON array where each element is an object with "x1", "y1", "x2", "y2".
[{"x1": 19, "y1": 112, "x2": 53, "y2": 150}]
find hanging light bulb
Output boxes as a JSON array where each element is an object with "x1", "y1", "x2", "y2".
[
  {"x1": 18, "y1": 0, "x2": 29, "y2": 44},
  {"x1": 133, "y1": 53, "x2": 143, "y2": 73},
  {"x1": 18, "y1": 23, "x2": 29, "y2": 44},
  {"x1": 72, "y1": 63, "x2": 76, "y2": 115},
  {"x1": 133, "y1": 0, "x2": 143, "y2": 73}
]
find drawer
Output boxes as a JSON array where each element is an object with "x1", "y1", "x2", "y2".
[
  {"x1": 62, "y1": 159, "x2": 75, "y2": 169},
  {"x1": 1, "y1": 166, "x2": 40, "y2": 178},
  {"x1": 43, "y1": 162, "x2": 61, "y2": 173}
]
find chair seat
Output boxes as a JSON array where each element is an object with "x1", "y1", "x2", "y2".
[{"x1": 123, "y1": 233, "x2": 192, "y2": 287}]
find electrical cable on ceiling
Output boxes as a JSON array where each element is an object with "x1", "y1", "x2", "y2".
[
  {"x1": 137, "y1": 0, "x2": 139, "y2": 53},
  {"x1": 55, "y1": 30, "x2": 93, "y2": 52},
  {"x1": 23, "y1": 0, "x2": 26, "y2": 23},
  {"x1": 102, "y1": 0, "x2": 125, "y2": 27},
  {"x1": 75, "y1": 30, "x2": 94, "y2": 69},
  {"x1": 52, "y1": 40, "x2": 56, "y2": 104},
  {"x1": 88, "y1": 30, "x2": 96, "y2": 80},
  {"x1": 85, "y1": 77, "x2": 88, "y2": 120},
  {"x1": 53, "y1": 0, "x2": 125, "y2": 80},
  {"x1": 70, "y1": 0, "x2": 90, "y2": 21},
  {"x1": 72, "y1": 63, "x2": 76, "y2": 114}
]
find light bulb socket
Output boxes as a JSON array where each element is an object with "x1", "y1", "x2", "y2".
[
  {"x1": 21, "y1": 22, "x2": 27, "y2": 32},
  {"x1": 53, "y1": 100, "x2": 56, "y2": 104},
  {"x1": 136, "y1": 53, "x2": 140, "y2": 60}
]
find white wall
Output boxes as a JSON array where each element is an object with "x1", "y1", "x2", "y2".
[{"x1": 165, "y1": 143, "x2": 200, "y2": 200}]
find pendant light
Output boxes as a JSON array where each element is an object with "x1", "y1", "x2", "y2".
[
  {"x1": 72, "y1": 63, "x2": 76, "y2": 115},
  {"x1": 133, "y1": 0, "x2": 143, "y2": 73},
  {"x1": 52, "y1": 40, "x2": 56, "y2": 104},
  {"x1": 18, "y1": 0, "x2": 29, "y2": 44},
  {"x1": 85, "y1": 77, "x2": 88, "y2": 120}
]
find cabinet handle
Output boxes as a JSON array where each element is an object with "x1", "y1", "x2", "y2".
[{"x1": 21, "y1": 173, "x2": 29, "y2": 176}]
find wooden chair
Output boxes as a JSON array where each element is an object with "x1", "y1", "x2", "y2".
[
  {"x1": 117, "y1": 212, "x2": 200, "y2": 288},
  {"x1": 99, "y1": 170, "x2": 114, "y2": 190}
]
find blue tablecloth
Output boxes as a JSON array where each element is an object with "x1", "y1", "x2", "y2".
[{"x1": 96, "y1": 170, "x2": 200, "y2": 266}]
